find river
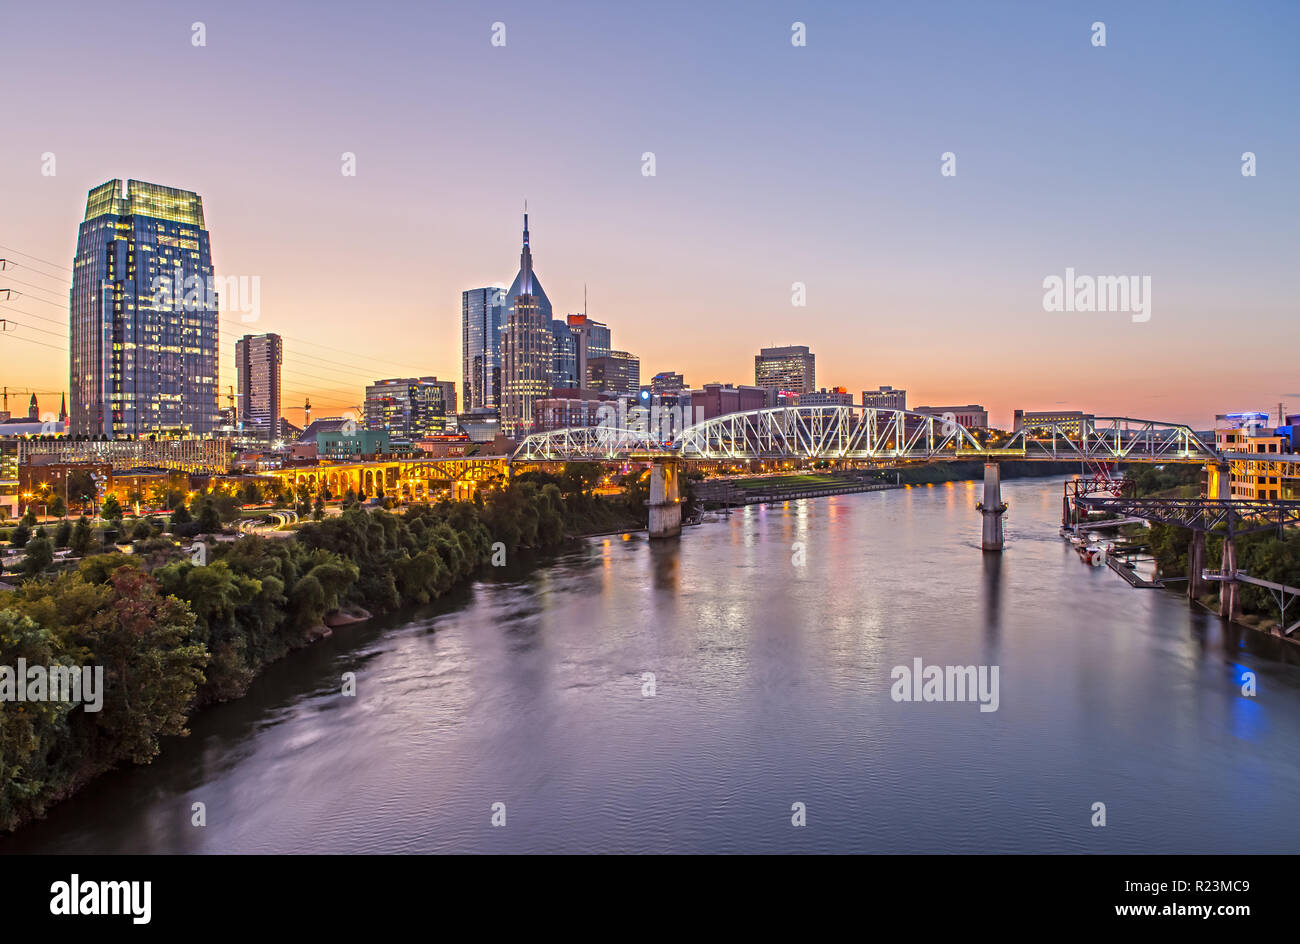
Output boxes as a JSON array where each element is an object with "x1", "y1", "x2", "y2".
[{"x1": 5, "y1": 476, "x2": 1299, "y2": 854}]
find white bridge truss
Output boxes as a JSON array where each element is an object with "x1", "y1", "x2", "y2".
[{"x1": 512, "y1": 406, "x2": 1220, "y2": 464}]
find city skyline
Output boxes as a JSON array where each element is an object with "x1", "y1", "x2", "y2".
[{"x1": 2, "y1": 1, "x2": 1298, "y2": 428}]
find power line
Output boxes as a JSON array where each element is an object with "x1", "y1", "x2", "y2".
[
  {"x1": 0, "y1": 331, "x2": 66, "y2": 353},
  {"x1": 2, "y1": 243, "x2": 442, "y2": 378},
  {"x1": 0, "y1": 315, "x2": 65, "y2": 340}
]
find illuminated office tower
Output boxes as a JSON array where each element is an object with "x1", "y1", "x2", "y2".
[
  {"x1": 549, "y1": 318, "x2": 579, "y2": 387},
  {"x1": 503, "y1": 212, "x2": 552, "y2": 325},
  {"x1": 500, "y1": 294, "x2": 552, "y2": 437},
  {"x1": 69, "y1": 179, "x2": 219, "y2": 437},
  {"x1": 235, "y1": 333, "x2": 283, "y2": 443},
  {"x1": 754, "y1": 345, "x2": 815, "y2": 397},
  {"x1": 364, "y1": 376, "x2": 456, "y2": 440},
  {"x1": 567, "y1": 313, "x2": 611, "y2": 389},
  {"x1": 462, "y1": 286, "x2": 506, "y2": 411}
]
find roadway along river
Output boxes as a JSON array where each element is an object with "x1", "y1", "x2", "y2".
[{"x1": 5, "y1": 476, "x2": 1299, "y2": 854}]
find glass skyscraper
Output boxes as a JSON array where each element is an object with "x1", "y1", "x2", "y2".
[
  {"x1": 70, "y1": 179, "x2": 220, "y2": 437},
  {"x1": 364, "y1": 376, "x2": 457, "y2": 441},
  {"x1": 504, "y1": 213, "x2": 552, "y2": 324},
  {"x1": 462, "y1": 286, "x2": 505, "y2": 411},
  {"x1": 548, "y1": 318, "x2": 578, "y2": 387}
]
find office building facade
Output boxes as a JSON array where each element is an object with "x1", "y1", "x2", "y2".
[
  {"x1": 755, "y1": 345, "x2": 815, "y2": 397},
  {"x1": 799, "y1": 386, "x2": 854, "y2": 406},
  {"x1": 462, "y1": 286, "x2": 506, "y2": 412},
  {"x1": 863, "y1": 385, "x2": 907, "y2": 411},
  {"x1": 70, "y1": 179, "x2": 219, "y2": 437},
  {"x1": 549, "y1": 318, "x2": 579, "y2": 387},
  {"x1": 567, "y1": 314, "x2": 611, "y2": 389},
  {"x1": 364, "y1": 377, "x2": 456, "y2": 441},
  {"x1": 589, "y1": 350, "x2": 640, "y2": 396},
  {"x1": 913, "y1": 404, "x2": 990, "y2": 429},
  {"x1": 235, "y1": 333, "x2": 283, "y2": 443}
]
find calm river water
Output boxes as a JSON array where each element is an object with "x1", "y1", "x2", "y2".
[{"x1": 5, "y1": 476, "x2": 1299, "y2": 854}]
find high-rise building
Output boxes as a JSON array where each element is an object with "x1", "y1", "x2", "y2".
[
  {"x1": 651, "y1": 371, "x2": 686, "y2": 395},
  {"x1": 588, "y1": 350, "x2": 640, "y2": 396},
  {"x1": 70, "y1": 179, "x2": 219, "y2": 437},
  {"x1": 567, "y1": 314, "x2": 611, "y2": 389},
  {"x1": 462, "y1": 286, "x2": 506, "y2": 412},
  {"x1": 235, "y1": 333, "x2": 283, "y2": 443},
  {"x1": 755, "y1": 345, "x2": 815, "y2": 397},
  {"x1": 500, "y1": 293, "x2": 552, "y2": 437},
  {"x1": 499, "y1": 211, "x2": 554, "y2": 437},
  {"x1": 504, "y1": 213, "x2": 552, "y2": 325},
  {"x1": 549, "y1": 318, "x2": 579, "y2": 387},
  {"x1": 862, "y1": 385, "x2": 907, "y2": 411},
  {"x1": 364, "y1": 377, "x2": 457, "y2": 441}
]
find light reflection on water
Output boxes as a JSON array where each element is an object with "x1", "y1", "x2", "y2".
[{"x1": 5, "y1": 476, "x2": 1299, "y2": 854}]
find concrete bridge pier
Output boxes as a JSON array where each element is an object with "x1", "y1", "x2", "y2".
[
  {"x1": 648, "y1": 459, "x2": 682, "y2": 539},
  {"x1": 1219, "y1": 533, "x2": 1240, "y2": 621},
  {"x1": 976, "y1": 462, "x2": 1008, "y2": 552},
  {"x1": 1187, "y1": 531, "x2": 1207, "y2": 600}
]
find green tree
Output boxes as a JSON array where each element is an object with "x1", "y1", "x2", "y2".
[
  {"x1": 66, "y1": 469, "x2": 98, "y2": 512},
  {"x1": 54, "y1": 519, "x2": 73, "y2": 548},
  {"x1": 11, "y1": 521, "x2": 30, "y2": 549},
  {"x1": 21, "y1": 535, "x2": 54, "y2": 577},
  {"x1": 196, "y1": 500, "x2": 222, "y2": 534},
  {"x1": 49, "y1": 496, "x2": 66, "y2": 518},
  {"x1": 70, "y1": 516, "x2": 94, "y2": 556},
  {"x1": 100, "y1": 494, "x2": 122, "y2": 520}
]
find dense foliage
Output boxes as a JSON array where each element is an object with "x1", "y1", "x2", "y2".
[{"x1": 0, "y1": 480, "x2": 605, "y2": 831}]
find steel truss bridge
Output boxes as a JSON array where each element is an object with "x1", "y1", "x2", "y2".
[
  {"x1": 1076, "y1": 496, "x2": 1300, "y2": 536},
  {"x1": 512, "y1": 406, "x2": 1219, "y2": 465}
]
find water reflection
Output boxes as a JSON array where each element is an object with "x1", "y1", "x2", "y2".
[{"x1": 5, "y1": 476, "x2": 1300, "y2": 854}]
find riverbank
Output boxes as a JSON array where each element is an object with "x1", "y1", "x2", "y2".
[
  {"x1": 8, "y1": 476, "x2": 1298, "y2": 854},
  {"x1": 0, "y1": 479, "x2": 634, "y2": 833}
]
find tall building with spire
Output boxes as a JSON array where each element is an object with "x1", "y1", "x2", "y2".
[
  {"x1": 27, "y1": 394, "x2": 38, "y2": 421},
  {"x1": 499, "y1": 213, "x2": 553, "y2": 436},
  {"x1": 504, "y1": 211, "x2": 552, "y2": 323}
]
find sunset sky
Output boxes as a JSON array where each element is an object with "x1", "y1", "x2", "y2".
[{"x1": 1, "y1": 0, "x2": 1297, "y2": 428}]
